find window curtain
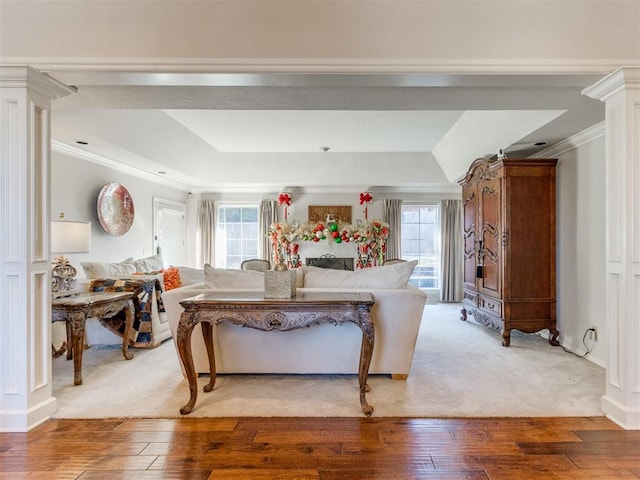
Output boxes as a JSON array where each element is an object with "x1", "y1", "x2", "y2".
[
  {"x1": 259, "y1": 199, "x2": 276, "y2": 264},
  {"x1": 383, "y1": 199, "x2": 402, "y2": 260},
  {"x1": 440, "y1": 199, "x2": 463, "y2": 302},
  {"x1": 198, "y1": 200, "x2": 216, "y2": 268}
]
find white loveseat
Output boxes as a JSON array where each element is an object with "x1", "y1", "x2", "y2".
[{"x1": 162, "y1": 262, "x2": 427, "y2": 379}]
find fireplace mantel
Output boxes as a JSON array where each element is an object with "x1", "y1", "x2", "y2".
[{"x1": 306, "y1": 256, "x2": 354, "y2": 271}]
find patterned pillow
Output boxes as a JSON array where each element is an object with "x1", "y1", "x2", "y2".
[{"x1": 163, "y1": 267, "x2": 181, "y2": 291}]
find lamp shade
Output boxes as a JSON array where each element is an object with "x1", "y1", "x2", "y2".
[{"x1": 51, "y1": 220, "x2": 91, "y2": 254}]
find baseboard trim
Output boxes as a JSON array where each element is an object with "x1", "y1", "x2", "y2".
[
  {"x1": 601, "y1": 395, "x2": 640, "y2": 430},
  {"x1": 0, "y1": 396, "x2": 57, "y2": 432}
]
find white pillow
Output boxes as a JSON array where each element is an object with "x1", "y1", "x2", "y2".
[
  {"x1": 302, "y1": 260, "x2": 418, "y2": 289},
  {"x1": 132, "y1": 254, "x2": 164, "y2": 272},
  {"x1": 81, "y1": 257, "x2": 135, "y2": 279},
  {"x1": 204, "y1": 264, "x2": 264, "y2": 289},
  {"x1": 172, "y1": 266, "x2": 204, "y2": 286}
]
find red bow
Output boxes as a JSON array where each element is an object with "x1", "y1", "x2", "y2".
[
  {"x1": 278, "y1": 193, "x2": 291, "y2": 206},
  {"x1": 359, "y1": 192, "x2": 372, "y2": 205}
]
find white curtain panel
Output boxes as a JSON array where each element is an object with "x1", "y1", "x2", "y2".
[
  {"x1": 198, "y1": 200, "x2": 216, "y2": 267},
  {"x1": 259, "y1": 199, "x2": 276, "y2": 264},
  {"x1": 382, "y1": 199, "x2": 402, "y2": 260},
  {"x1": 440, "y1": 199, "x2": 463, "y2": 302}
]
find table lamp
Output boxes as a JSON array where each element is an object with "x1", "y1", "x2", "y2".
[{"x1": 51, "y1": 213, "x2": 91, "y2": 297}]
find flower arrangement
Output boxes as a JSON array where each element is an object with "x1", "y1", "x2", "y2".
[{"x1": 268, "y1": 219, "x2": 390, "y2": 268}]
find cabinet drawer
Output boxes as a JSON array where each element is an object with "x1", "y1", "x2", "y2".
[{"x1": 481, "y1": 297, "x2": 502, "y2": 316}]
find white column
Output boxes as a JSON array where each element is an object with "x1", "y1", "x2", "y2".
[
  {"x1": 584, "y1": 67, "x2": 640, "y2": 429},
  {"x1": 0, "y1": 66, "x2": 74, "y2": 431}
]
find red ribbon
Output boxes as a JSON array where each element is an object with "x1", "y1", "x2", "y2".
[
  {"x1": 359, "y1": 192, "x2": 372, "y2": 205},
  {"x1": 278, "y1": 193, "x2": 291, "y2": 206}
]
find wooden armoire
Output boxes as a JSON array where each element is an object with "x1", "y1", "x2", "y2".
[{"x1": 458, "y1": 157, "x2": 559, "y2": 347}]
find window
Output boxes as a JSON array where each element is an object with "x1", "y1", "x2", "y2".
[
  {"x1": 215, "y1": 204, "x2": 259, "y2": 269},
  {"x1": 401, "y1": 204, "x2": 440, "y2": 290}
]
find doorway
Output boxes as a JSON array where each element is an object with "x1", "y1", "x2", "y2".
[{"x1": 153, "y1": 197, "x2": 186, "y2": 267}]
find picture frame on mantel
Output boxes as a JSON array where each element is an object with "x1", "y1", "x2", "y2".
[{"x1": 308, "y1": 205, "x2": 352, "y2": 224}]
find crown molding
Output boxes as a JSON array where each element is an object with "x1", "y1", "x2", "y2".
[
  {"x1": 583, "y1": 67, "x2": 640, "y2": 101},
  {"x1": 534, "y1": 122, "x2": 605, "y2": 159},
  {"x1": 51, "y1": 140, "x2": 189, "y2": 191},
  {"x1": 0, "y1": 66, "x2": 76, "y2": 99},
  {"x1": 12, "y1": 58, "x2": 636, "y2": 77}
]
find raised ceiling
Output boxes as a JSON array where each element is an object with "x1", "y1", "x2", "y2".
[{"x1": 49, "y1": 72, "x2": 606, "y2": 192}]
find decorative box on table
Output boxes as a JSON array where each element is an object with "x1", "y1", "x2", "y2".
[{"x1": 264, "y1": 269, "x2": 297, "y2": 298}]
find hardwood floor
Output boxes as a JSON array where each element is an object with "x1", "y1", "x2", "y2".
[{"x1": 1, "y1": 416, "x2": 639, "y2": 479}]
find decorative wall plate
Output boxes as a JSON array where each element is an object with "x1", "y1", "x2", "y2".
[{"x1": 97, "y1": 183, "x2": 135, "y2": 236}]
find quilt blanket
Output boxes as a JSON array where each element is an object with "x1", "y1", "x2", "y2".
[{"x1": 90, "y1": 278, "x2": 165, "y2": 348}]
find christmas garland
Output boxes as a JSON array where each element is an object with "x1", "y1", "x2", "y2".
[{"x1": 268, "y1": 220, "x2": 390, "y2": 268}]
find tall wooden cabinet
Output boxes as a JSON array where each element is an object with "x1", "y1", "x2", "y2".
[{"x1": 458, "y1": 157, "x2": 559, "y2": 347}]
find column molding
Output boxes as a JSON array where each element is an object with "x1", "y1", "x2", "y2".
[
  {"x1": 0, "y1": 66, "x2": 74, "y2": 431},
  {"x1": 584, "y1": 67, "x2": 640, "y2": 429}
]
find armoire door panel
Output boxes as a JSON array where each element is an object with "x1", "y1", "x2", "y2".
[
  {"x1": 479, "y1": 178, "x2": 501, "y2": 296},
  {"x1": 462, "y1": 185, "x2": 478, "y2": 290}
]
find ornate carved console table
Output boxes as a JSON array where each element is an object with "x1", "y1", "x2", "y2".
[
  {"x1": 51, "y1": 291, "x2": 135, "y2": 385},
  {"x1": 177, "y1": 292, "x2": 376, "y2": 416}
]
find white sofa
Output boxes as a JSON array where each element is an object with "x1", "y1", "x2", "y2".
[{"x1": 162, "y1": 263, "x2": 427, "y2": 379}]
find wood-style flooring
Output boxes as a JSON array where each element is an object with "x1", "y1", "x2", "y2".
[{"x1": 1, "y1": 416, "x2": 639, "y2": 479}]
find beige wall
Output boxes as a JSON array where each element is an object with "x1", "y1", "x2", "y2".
[{"x1": 2, "y1": 1, "x2": 638, "y2": 71}]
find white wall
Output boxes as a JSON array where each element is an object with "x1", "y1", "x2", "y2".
[
  {"x1": 52, "y1": 150, "x2": 188, "y2": 275},
  {"x1": 555, "y1": 130, "x2": 607, "y2": 366}
]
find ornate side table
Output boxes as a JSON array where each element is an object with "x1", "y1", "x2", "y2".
[
  {"x1": 52, "y1": 291, "x2": 135, "y2": 385},
  {"x1": 177, "y1": 291, "x2": 375, "y2": 416}
]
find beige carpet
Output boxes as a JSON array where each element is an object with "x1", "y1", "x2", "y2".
[{"x1": 52, "y1": 302, "x2": 605, "y2": 418}]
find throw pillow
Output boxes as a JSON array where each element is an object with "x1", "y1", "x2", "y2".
[
  {"x1": 163, "y1": 267, "x2": 181, "y2": 291},
  {"x1": 302, "y1": 260, "x2": 418, "y2": 289},
  {"x1": 132, "y1": 254, "x2": 164, "y2": 272},
  {"x1": 81, "y1": 257, "x2": 135, "y2": 278},
  {"x1": 204, "y1": 264, "x2": 264, "y2": 289}
]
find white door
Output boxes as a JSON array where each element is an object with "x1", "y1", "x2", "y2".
[{"x1": 153, "y1": 197, "x2": 186, "y2": 267}]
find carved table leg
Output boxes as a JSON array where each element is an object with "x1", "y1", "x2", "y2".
[
  {"x1": 501, "y1": 328, "x2": 511, "y2": 347},
  {"x1": 121, "y1": 299, "x2": 135, "y2": 361},
  {"x1": 548, "y1": 325, "x2": 560, "y2": 346},
  {"x1": 52, "y1": 342, "x2": 66, "y2": 358},
  {"x1": 65, "y1": 321, "x2": 73, "y2": 360},
  {"x1": 201, "y1": 321, "x2": 217, "y2": 393},
  {"x1": 68, "y1": 312, "x2": 86, "y2": 385},
  {"x1": 357, "y1": 316, "x2": 375, "y2": 416},
  {"x1": 177, "y1": 312, "x2": 199, "y2": 415},
  {"x1": 460, "y1": 307, "x2": 467, "y2": 321}
]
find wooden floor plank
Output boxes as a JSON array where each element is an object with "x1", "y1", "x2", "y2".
[
  {"x1": 0, "y1": 417, "x2": 636, "y2": 480},
  {"x1": 483, "y1": 467, "x2": 640, "y2": 479}
]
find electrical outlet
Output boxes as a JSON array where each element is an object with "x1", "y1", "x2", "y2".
[{"x1": 589, "y1": 326, "x2": 598, "y2": 341}]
